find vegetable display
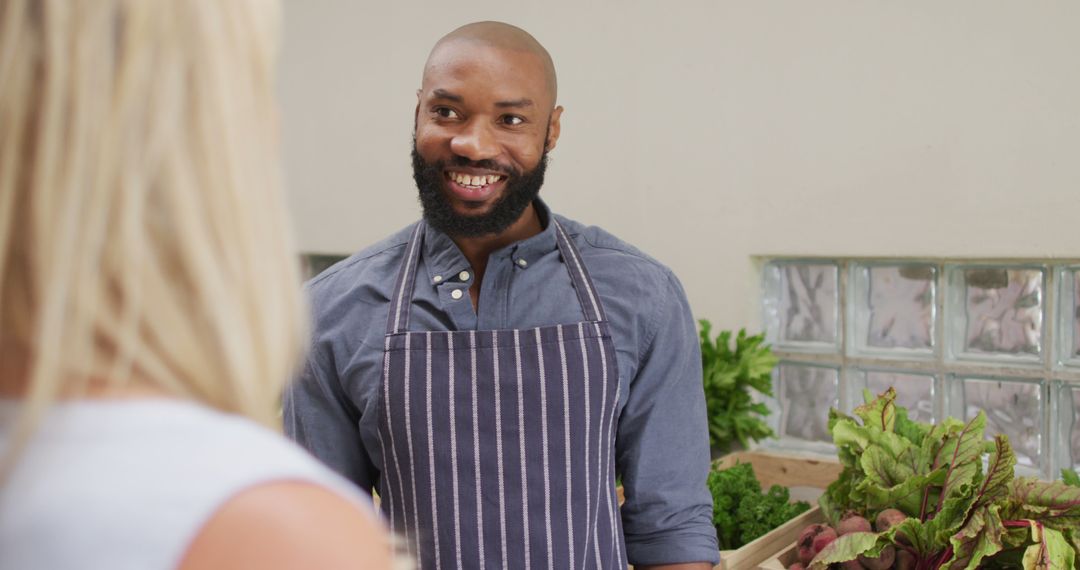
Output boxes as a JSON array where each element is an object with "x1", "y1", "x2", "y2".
[
  {"x1": 791, "y1": 387, "x2": 1080, "y2": 569},
  {"x1": 699, "y1": 321, "x2": 777, "y2": 453},
  {"x1": 708, "y1": 461, "x2": 810, "y2": 550}
]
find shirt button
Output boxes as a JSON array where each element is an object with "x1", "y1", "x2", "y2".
[
  {"x1": 450, "y1": 289, "x2": 464, "y2": 300},
  {"x1": 433, "y1": 275, "x2": 443, "y2": 283},
  {"x1": 517, "y1": 258, "x2": 528, "y2": 267},
  {"x1": 458, "y1": 271, "x2": 470, "y2": 281}
]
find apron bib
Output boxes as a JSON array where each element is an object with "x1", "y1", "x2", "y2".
[{"x1": 376, "y1": 220, "x2": 625, "y2": 570}]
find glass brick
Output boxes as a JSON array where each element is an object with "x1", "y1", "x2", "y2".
[
  {"x1": 763, "y1": 262, "x2": 839, "y2": 350},
  {"x1": 773, "y1": 362, "x2": 839, "y2": 444},
  {"x1": 1073, "y1": 269, "x2": 1080, "y2": 360},
  {"x1": 947, "y1": 266, "x2": 1045, "y2": 360},
  {"x1": 1058, "y1": 268, "x2": 1080, "y2": 366},
  {"x1": 949, "y1": 376, "x2": 1045, "y2": 471},
  {"x1": 850, "y1": 368, "x2": 936, "y2": 423},
  {"x1": 1051, "y1": 382, "x2": 1080, "y2": 475},
  {"x1": 850, "y1": 264, "x2": 936, "y2": 356}
]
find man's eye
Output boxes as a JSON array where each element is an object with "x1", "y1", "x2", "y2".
[
  {"x1": 501, "y1": 115, "x2": 524, "y2": 126},
  {"x1": 434, "y1": 107, "x2": 459, "y2": 119}
]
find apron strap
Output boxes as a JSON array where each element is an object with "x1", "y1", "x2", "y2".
[
  {"x1": 552, "y1": 218, "x2": 607, "y2": 323},
  {"x1": 385, "y1": 222, "x2": 426, "y2": 335},
  {"x1": 385, "y1": 217, "x2": 609, "y2": 335}
]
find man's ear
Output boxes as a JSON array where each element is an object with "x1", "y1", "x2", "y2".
[
  {"x1": 545, "y1": 105, "x2": 564, "y2": 152},
  {"x1": 414, "y1": 89, "x2": 422, "y2": 124}
]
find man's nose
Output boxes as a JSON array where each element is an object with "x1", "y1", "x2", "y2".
[{"x1": 450, "y1": 119, "x2": 499, "y2": 161}]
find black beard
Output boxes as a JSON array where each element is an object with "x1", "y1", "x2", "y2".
[{"x1": 411, "y1": 142, "x2": 548, "y2": 238}]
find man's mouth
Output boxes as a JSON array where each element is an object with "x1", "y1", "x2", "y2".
[{"x1": 446, "y1": 171, "x2": 506, "y2": 189}]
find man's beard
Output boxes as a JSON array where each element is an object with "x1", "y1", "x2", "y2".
[{"x1": 412, "y1": 141, "x2": 548, "y2": 238}]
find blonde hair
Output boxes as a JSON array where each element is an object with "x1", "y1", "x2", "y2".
[{"x1": 0, "y1": 0, "x2": 305, "y2": 465}]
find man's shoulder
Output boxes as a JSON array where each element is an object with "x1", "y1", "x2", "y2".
[
  {"x1": 554, "y1": 214, "x2": 675, "y2": 282},
  {"x1": 553, "y1": 213, "x2": 690, "y2": 356},
  {"x1": 305, "y1": 222, "x2": 418, "y2": 314}
]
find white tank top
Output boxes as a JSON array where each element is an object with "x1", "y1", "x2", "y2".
[{"x1": 0, "y1": 398, "x2": 376, "y2": 570}]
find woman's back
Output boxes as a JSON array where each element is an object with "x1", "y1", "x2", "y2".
[
  {"x1": 0, "y1": 1, "x2": 396, "y2": 567},
  {"x1": 0, "y1": 398, "x2": 382, "y2": 570}
]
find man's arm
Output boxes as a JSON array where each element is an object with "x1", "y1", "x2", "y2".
[
  {"x1": 636, "y1": 564, "x2": 713, "y2": 570},
  {"x1": 616, "y1": 271, "x2": 719, "y2": 567},
  {"x1": 283, "y1": 343, "x2": 377, "y2": 491}
]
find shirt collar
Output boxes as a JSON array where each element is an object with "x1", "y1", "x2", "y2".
[{"x1": 421, "y1": 199, "x2": 559, "y2": 286}]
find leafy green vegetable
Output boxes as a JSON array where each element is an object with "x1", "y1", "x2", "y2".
[
  {"x1": 808, "y1": 531, "x2": 882, "y2": 566},
  {"x1": 699, "y1": 321, "x2": 777, "y2": 452},
  {"x1": 813, "y1": 388, "x2": 1080, "y2": 569},
  {"x1": 706, "y1": 462, "x2": 809, "y2": 550},
  {"x1": 1019, "y1": 521, "x2": 1074, "y2": 570},
  {"x1": 1063, "y1": 469, "x2": 1080, "y2": 488}
]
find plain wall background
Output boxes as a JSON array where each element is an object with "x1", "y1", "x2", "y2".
[{"x1": 278, "y1": 1, "x2": 1080, "y2": 333}]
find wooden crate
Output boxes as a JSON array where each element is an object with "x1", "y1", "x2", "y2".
[
  {"x1": 718, "y1": 505, "x2": 824, "y2": 570},
  {"x1": 714, "y1": 450, "x2": 841, "y2": 570},
  {"x1": 756, "y1": 542, "x2": 802, "y2": 570},
  {"x1": 714, "y1": 450, "x2": 841, "y2": 495}
]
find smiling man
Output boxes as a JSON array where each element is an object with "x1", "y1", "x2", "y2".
[{"x1": 285, "y1": 22, "x2": 718, "y2": 570}]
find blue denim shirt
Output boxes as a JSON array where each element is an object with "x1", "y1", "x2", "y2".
[{"x1": 284, "y1": 201, "x2": 718, "y2": 565}]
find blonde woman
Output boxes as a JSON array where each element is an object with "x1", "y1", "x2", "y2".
[{"x1": 0, "y1": 1, "x2": 395, "y2": 568}]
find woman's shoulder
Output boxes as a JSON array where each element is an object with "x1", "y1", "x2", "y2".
[
  {"x1": 177, "y1": 479, "x2": 395, "y2": 570},
  {"x1": 97, "y1": 399, "x2": 375, "y2": 512},
  {"x1": 0, "y1": 398, "x2": 389, "y2": 570},
  {"x1": 25, "y1": 398, "x2": 360, "y2": 491}
]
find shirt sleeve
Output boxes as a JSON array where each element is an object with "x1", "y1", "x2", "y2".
[
  {"x1": 283, "y1": 341, "x2": 378, "y2": 492},
  {"x1": 616, "y1": 271, "x2": 719, "y2": 566}
]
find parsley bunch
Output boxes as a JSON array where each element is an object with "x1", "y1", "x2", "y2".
[
  {"x1": 708, "y1": 462, "x2": 810, "y2": 550},
  {"x1": 699, "y1": 321, "x2": 777, "y2": 453}
]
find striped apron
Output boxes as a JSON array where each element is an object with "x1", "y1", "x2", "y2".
[{"x1": 377, "y1": 219, "x2": 625, "y2": 570}]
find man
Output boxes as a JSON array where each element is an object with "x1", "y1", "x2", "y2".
[{"x1": 285, "y1": 21, "x2": 718, "y2": 570}]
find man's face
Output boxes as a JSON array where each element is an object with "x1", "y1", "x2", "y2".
[{"x1": 413, "y1": 41, "x2": 562, "y2": 237}]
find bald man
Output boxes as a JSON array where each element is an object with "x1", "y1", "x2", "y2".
[{"x1": 285, "y1": 22, "x2": 718, "y2": 570}]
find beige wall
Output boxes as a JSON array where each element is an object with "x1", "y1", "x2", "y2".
[{"x1": 279, "y1": 1, "x2": 1080, "y2": 333}]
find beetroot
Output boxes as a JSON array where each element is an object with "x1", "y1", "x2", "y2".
[
  {"x1": 858, "y1": 545, "x2": 895, "y2": 570},
  {"x1": 836, "y1": 513, "x2": 872, "y2": 536},
  {"x1": 786, "y1": 564, "x2": 806, "y2": 570},
  {"x1": 839, "y1": 561, "x2": 863, "y2": 569},
  {"x1": 895, "y1": 549, "x2": 917, "y2": 570},
  {"x1": 874, "y1": 508, "x2": 907, "y2": 532},
  {"x1": 797, "y1": 524, "x2": 836, "y2": 565},
  {"x1": 813, "y1": 527, "x2": 837, "y2": 553}
]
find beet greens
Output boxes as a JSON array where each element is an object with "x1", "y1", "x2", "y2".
[{"x1": 812, "y1": 388, "x2": 1080, "y2": 570}]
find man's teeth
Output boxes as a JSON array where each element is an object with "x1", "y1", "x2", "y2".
[{"x1": 450, "y1": 172, "x2": 502, "y2": 187}]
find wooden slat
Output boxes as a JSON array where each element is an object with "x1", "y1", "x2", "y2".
[
  {"x1": 714, "y1": 450, "x2": 841, "y2": 491},
  {"x1": 713, "y1": 451, "x2": 841, "y2": 570},
  {"x1": 717, "y1": 506, "x2": 824, "y2": 570},
  {"x1": 756, "y1": 542, "x2": 798, "y2": 570}
]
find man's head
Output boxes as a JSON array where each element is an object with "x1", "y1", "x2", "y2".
[{"x1": 412, "y1": 22, "x2": 562, "y2": 237}]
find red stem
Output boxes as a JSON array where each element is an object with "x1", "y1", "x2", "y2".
[
  {"x1": 919, "y1": 424, "x2": 941, "y2": 521},
  {"x1": 936, "y1": 546, "x2": 953, "y2": 568}
]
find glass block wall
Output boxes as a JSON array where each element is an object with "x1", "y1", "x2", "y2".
[{"x1": 761, "y1": 260, "x2": 1080, "y2": 478}]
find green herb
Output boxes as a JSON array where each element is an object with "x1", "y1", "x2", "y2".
[
  {"x1": 812, "y1": 388, "x2": 1080, "y2": 570},
  {"x1": 707, "y1": 462, "x2": 810, "y2": 550},
  {"x1": 699, "y1": 321, "x2": 777, "y2": 452},
  {"x1": 1062, "y1": 469, "x2": 1080, "y2": 488}
]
